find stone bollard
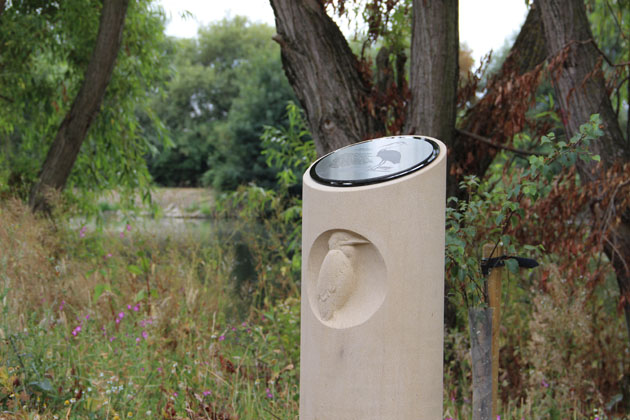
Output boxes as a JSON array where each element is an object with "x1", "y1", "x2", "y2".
[{"x1": 300, "y1": 135, "x2": 446, "y2": 419}]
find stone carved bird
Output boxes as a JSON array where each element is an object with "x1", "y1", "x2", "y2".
[{"x1": 317, "y1": 231, "x2": 369, "y2": 321}]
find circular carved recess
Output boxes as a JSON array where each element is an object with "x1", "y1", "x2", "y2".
[{"x1": 307, "y1": 229, "x2": 387, "y2": 329}]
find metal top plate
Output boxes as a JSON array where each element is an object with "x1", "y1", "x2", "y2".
[{"x1": 310, "y1": 136, "x2": 439, "y2": 187}]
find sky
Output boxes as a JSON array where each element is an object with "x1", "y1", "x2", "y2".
[{"x1": 157, "y1": 0, "x2": 528, "y2": 65}]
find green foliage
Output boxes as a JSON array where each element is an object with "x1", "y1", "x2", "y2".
[
  {"x1": 261, "y1": 102, "x2": 317, "y2": 190},
  {"x1": 145, "y1": 17, "x2": 296, "y2": 190},
  {"x1": 211, "y1": 104, "x2": 315, "y2": 312},
  {"x1": 0, "y1": 0, "x2": 171, "y2": 205},
  {"x1": 446, "y1": 114, "x2": 604, "y2": 307}
]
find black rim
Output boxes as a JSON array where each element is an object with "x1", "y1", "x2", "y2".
[{"x1": 309, "y1": 137, "x2": 440, "y2": 187}]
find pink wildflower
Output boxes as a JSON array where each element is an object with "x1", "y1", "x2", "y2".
[
  {"x1": 119, "y1": 231, "x2": 125, "y2": 239},
  {"x1": 118, "y1": 312, "x2": 124, "y2": 319},
  {"x1": 126, "y1": 224, "x2": 132, "y2": 232},
  {"x1": 133, "y1": 304, "x2": 140, "y2": 312},
  {"x1": 218, "y1": 335, "x2": 225, "y2": 341},
  {"x1": 109, "y1": 336, "x2": 116, "y2": 342},
  {"x1": 203, "y1": 390, "x2": 211, "y2": 396},
  {"x1": 142, "y1": 331, "x2": 148, "y2": 339}
]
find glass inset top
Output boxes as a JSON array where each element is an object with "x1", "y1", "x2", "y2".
[{"x1": 310, "y1": 136, "x2": 439, "y2": 187}]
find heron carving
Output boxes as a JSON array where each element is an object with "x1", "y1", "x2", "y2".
[{"x1": 317, "y1": 231, "x2": 369, "y2": 321}]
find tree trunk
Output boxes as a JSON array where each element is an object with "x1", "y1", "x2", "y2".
[
  {"x1": 29, "y1": 0, "x2": 130, "y2": 213},
  {"x1": 404, "y1": 0, "x2": 459, "y2": 147},
  {"x1": 538, "y1": 0, "x2": 630, "y2": 340},
  {"x1": 269, "y1": 0, "x2": 380, "y2": 156}
]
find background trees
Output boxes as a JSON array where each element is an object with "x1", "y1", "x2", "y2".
[
  {"x1": 145, "y1": 17, "x2": 296, "y2": 191},
  {"x1": 0, "y1": 0, "x2": 170, "y2": 208}
]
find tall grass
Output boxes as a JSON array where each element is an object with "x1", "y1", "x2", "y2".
[{"x1": 0, "y1": 199, "x2": 299, "y2": 419}]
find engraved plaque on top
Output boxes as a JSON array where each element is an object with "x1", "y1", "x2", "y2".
[{"x1": 310, "y1": 136, "x2": 439, "y2": 187}]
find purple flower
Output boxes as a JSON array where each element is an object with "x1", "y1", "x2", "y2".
[
  {"x1": 119, "y1": 232, "x2": 125, "y2": 239},
  {"x1": 142, "y1": 331, "x2": 148, "y2": 339},
  {"x1": 135, "y1": 337, "x2": 140, "y2": 344},
  {"x1": 109, "y1": 336, "x2": 116, "y2": 342},
  {"x1": 218, "y1": 335, "x2": 225, "y2": 341},
  {"x1": 126, "y1": 224, "x2": 132, "y2": 232},
  {"x1": 265, "y1": 388, "x2": 274, "y2": 399},
  {"x1": 133, "y1": 304, "x2": 140, "y2": 312},
  {"x1": 71, "y1": 325, "x2": 81, "y2": 336},
  {"x1": 542, "y1": 379, "x2": 549, "y2": 388},
  {"x1": 231, "y1": 327, "x2": 237, "y2": 332},
  {"x1": 157, "y1": 367, "x2": 163, "y2": 373},
  {"x1": 203, "y1": 390, "x2": 211, "y2": 396},
  {"x1": 85, "y1": 314, "x2": 90, "y2": 321},
  {"x1": 118, "y1": 312, "x2": 124, "y2": 319},
  {"x1": 127, "y1": 304, "x2": 132, "y2": 310},
  {"x1": 173, "y1": 392, "x2": 178, "y2": 397}
]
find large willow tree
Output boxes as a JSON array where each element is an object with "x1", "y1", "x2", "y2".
[{"x1": 0, "y1": 0, "x2": 170, "y2": 211}]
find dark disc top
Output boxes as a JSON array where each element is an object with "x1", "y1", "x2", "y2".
[{"x1": 310, "y1": 136, "x2": 439, "y2": 187}]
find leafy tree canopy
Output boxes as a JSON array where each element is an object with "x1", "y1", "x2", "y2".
[
  {"x1": 0, "y1": 0, "x2": 170, "y2": 205},
  {"x1": 145, "y1": 17, "x2": 297, "y2": 191}
]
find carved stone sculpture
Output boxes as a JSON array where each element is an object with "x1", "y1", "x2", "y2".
[{"x1": 317, "y1": 231, "x2": 369, "y2": 320}]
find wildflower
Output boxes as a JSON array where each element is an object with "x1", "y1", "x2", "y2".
[
  {"x1": 266, "y1": 388, "x2": 273, "y2": 399},
  {"x1": 120, "y1": 231, "x2": 125, "y2": 239},
  {"x1": 231, "y1": 327, "x2": 237, "y2": 332},
  {"x1": 241, "y1": 322, "x2": 247, "y2": 327},
  {"x1": 85, "y1": 314, "x2": 90, "y2": 321},
  {"x1": 146, "y1": 411, "x2": 152, "y2": 416},
  {"x1": 127, "y1": 304, "x2": 132, "y2": 310},
  {"x1": 133, "y1": 304, "x2": 140, "y2": 312},
  {"x1": 64, "y1": 400, "x2": 70, "y2": 405},
  {"x1": 126, "y1": 224, "x2": 132, "y2": 232},
  {"x1": 203, "y1": 390, "x2": 211, "y2": 396},
  {"x1": 541, "y1": 379, "x2": 549, "y2": 388},
  {"x1": 142, "y1": 331, "x2": 148, "y2": 339},
  {"x1": 173, "y1": 392, "x2": 178, "y2": 397},
  {"x1": 118, "y1": 312, "x2": 124, "y2": 319},
  {"x1": 219, "y1": 335, "x2": 225, "y2": 341},
  {"x1": 110, "y1": 336, "x2": 116, "y2": 342},
  {"x1": 127, "y1": 411, "x2": 133, "y2": 417},
  {"x1": 157, "y1": 367, "x2": 163, "y2": 373},
  {"x1": 135, "y1": 337, "x2": 140, "y2": 344},
  {"x1": 71, "y1": 325, "x2": 81, "y2": 336}
]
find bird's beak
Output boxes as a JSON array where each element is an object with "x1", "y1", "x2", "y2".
[{"x1": 342, "y1": 238, "x2": 370, "y2": 246}]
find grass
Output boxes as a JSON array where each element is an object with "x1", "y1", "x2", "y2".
[
  {"x1": 1, "y1": 196, "x2": 628, "y2": 419},
  {"x1": 0, "y1": 199, "x2": 298, "y2": 419}
]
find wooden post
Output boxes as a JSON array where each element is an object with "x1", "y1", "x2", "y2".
[{"x1": 483, "y1": 243, "x2": 503, "y2": 419}]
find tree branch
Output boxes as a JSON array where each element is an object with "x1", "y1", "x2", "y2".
[
  {"x1": 0, "y1": 93, "x2": 14, "y2": 103},
  {"x1": 456, "y1": 128, "x2": 544, "y2": 157}
]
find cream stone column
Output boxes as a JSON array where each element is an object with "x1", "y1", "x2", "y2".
[{"x1": 300, "y1": 136, "x2": 446, "y2": 420}]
